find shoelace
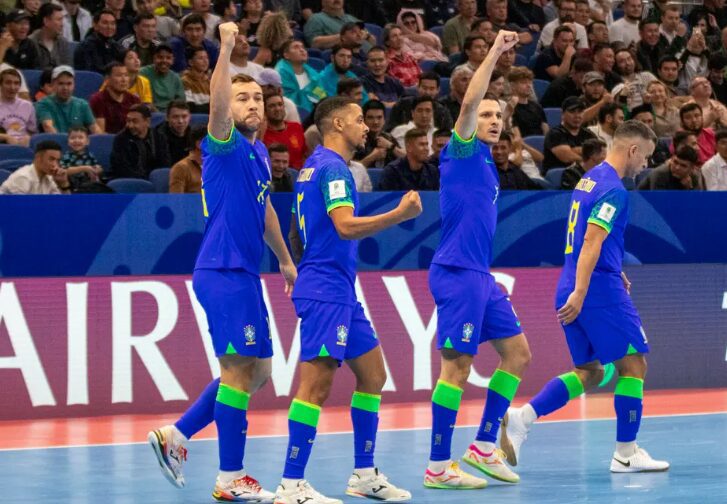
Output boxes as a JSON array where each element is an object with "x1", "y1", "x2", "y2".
[
  {"x1": 494, "y1": 447, "x2": 508, "y2": 462},
  {"x1": 231, "y1": 476, "x2": 262, "y2": 492}
]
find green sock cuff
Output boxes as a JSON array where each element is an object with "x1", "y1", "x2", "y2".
[
  {"x1": 432, "y1": 380, "x2": 463, "y2": 410},
  {"x1": 289, "y1": 399, "x2": 321, "y2": 427},
  {"x1": 351, "y1": 391, "x2": 381, "y2": 413},
  {"x1": 489, "y1": 368, "x2": 521, "y2": 402},
  {"x1": 558, "y1": 372, "x2": 585, "y2": 400},
  {"x1": 614, "y1": 376, "x2": 644, "y2": 399},
  {"x1": 216, "y1": 383, "x2": 250, "y2": 410}
]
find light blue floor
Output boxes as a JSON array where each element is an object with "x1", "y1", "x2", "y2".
[{"x1": 2, "y1": 413, "x2": 726, "y2": 503}]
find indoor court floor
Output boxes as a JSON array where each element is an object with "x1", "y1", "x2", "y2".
[{"x1": 2, "y1": 389, "x2": 726, "y2": 503}]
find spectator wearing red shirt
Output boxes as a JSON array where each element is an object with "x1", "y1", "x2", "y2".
[
  {"x1": 262, "y1": 92, "x2": 306, "y2": 169},
  {"x1": 679, "y1": 102, "x2": 716, "y2": 164},
  {"x1": 383, "y1": 23, "x2": 421, "y2": 88},
  {"x1": 89, "y1": 61, "x2": 140, "y2": 134}
]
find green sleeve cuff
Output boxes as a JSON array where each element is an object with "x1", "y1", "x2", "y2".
[
  {"x1": 206, "y1": 126, "x2": 238, "y2": 155},
  {"x1": 587, "y1": 217, "x2": 613, "y2": 233},
  {"x1": 326, "y1": 201, "x2": 354, "y2": 213},
  {"x1": 448, "y1": 128, "x2": 478, "y2": 159}
]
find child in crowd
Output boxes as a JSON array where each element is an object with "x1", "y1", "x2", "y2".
[{"x1": 59, "y1": 126, "x2": 104, "y2": 191}]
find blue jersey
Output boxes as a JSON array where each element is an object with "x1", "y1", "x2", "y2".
[
  {"x1": 431, "y1": 130, "x2": 499, "y2": 273},
  {"x1": 556, "y1": 162, "x2": 631, "y2": 308},
  {"x1": 195, "y1": 128, "x2": 272, "y2": 274},
  {"x1": 292, "y1": 145, "x2": 359, "y2": 305}
]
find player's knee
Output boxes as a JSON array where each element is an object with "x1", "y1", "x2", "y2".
[
  {"x1": 505, "y1": 343, "x2": 532, "y2": 373},
  {"x1": 588, "y1": 368, "x2": 605, "y2": 389},
  {"x1": 359, "y1": 367, "x2": 387, "y2": 393}
]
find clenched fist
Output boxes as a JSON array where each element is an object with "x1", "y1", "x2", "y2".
[
  {"x1": 397, "y1": 190, "x2": 423, "y2": 221},
  {"x1": 492, "y1": 31, "x2": 519, "y2": 54},
  {"x1": 219, "y1": 22, "x2": 239, "y2": 51}
]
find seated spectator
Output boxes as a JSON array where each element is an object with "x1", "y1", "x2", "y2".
[
  {"x1": 110, "y1": 103, "x2": 170, "y2": 178},
  {"x1": 302, "y1": 77, "x2": 366, "y2": 152},
  {"x1": 120, "y1": 13, "x2": 161, "y2": 67},
  {"x1": 379, "y1": 128, "x2": 439, "y2": 190},
  {"x1": 543, "y1": 96, "x2": 596, "y2": 172},
  {"x1": 611, "y1": 48, "x2": 658, "y2": 111},
  {"x1": 638, "y1": 145, "x2": 703, "y2": 190},
  {"x1": 118, "y1": 49, "x2": 154, "y2": 105},
  {"x1": 580, "y1": 71, "x2": 613, "y2": 125},
  {"x1": 134, "y1": 0, "x2": 180, "y2": 40},
  {"x1": 36, "y1": 66, "x2": 101, "y2": 133},
  {"x1": 355, "y1": 100, "x2": 403, "y2": 168},
  {"x1": 439, "y1": 66, "x2": 472, "y2": 127},
  {"x1": 304, "y1": 0, "x2": 374, "y2": 50},
  {"x1": 659, "y1": 5, "x2": 687, "y2": 55},
  {"x1": 0, "y1": 140, "x2": 70, "y2": 194},
  {"x1": 397, "y1": 10, "x2": 447, "y2": 63},
  {"x1": 383, "y1": 24, "x2": 422, "y2": 88},
  {"x1": 348, "y1": 160, "x2": 373, "y2": 192},
  {"x1": 229, "y1": 32, "x2": 264, "y2": 80},
  {"x1": 456, "y1": 35, "x2": 488, "y2": 73},
  {"x1": 267, "y1": 142, "x2": 295, "y2": 192},
  {"x1": 257, "y1": 68, "x2": 300, "y2": 123},
  {"x1": 386, "y1": 72, "x2": 453, "y2": 131},
  {"x1": 429, "y1": 128, "x2": 451, "y2": 166},
  {"x1": 495, "y1": 47, "x2": 517, "y2": 97},
  {"x1": 211, "y1": 0, "x2": 237, "y2": 23},
  {"x1": 487, "y1": 70, "x2": 511, "y2": 126},
  {"x1": 442, "y1": 0, "x2": 478, "y2": 54},
  {"x1": 609, "y1": 0, "x2": 642, "y2": 48},
  {"x1": 679, "y1": 102, "x2": 716, "y2": 164},
  {"x1": 169, "y1": 14, "x2": 219, "y2": 73},
  {"x1": 708, "y1": 54, "x2": 727, "y2": 104},
  {"x1": 31, "y1": 3, "x2": 74, "y2": 69},
  {"x1": 510, "y1": 127, "x2": 544, "y2": 179},
  {"x1": 560, "y1": 137, "x2": 606, "y2": 190},
  {"x1": 140, "y1": 44, "x2": 186, "y2": 111},
  {"x1": 361, "y1": 46, "x2": 405, "y2": 108},
  {"x1": 252, "y1": 11, "x2": 294, "y2": 67},
  {"x1": 61, "y1": 0, "x2": 93, "y2": 43},
  {"x1": 687, "y1": 76, "x2": 727, "y2": 130},
  {"x1": 701, "y1": 128, "x2": 727, "y2": 190},
  {"x1": 169, "y1": 125, "x2": 205, "y2": 193},
  {"x1": 534, "y1": 26, "x2": 577, "y2": 81},
  {"x1": 485, "y1": 0, "x2": 533, "y2": 45},
  {"x1": 538, "y1": 0, "x2": 588, "y2": 51},
  {"x1": 540, "y1": 57, "x2": 593, "y2": 108},
  {"x1": 591, "y1": 43, "x2": 622, "y2": 91},
  {"x1": 60, "y1": 126, "x2": 104, "y2": 191},
  {"x1": 34, "y1": 68, "x2": 53, "y2": 102},
  {"x1": 181, "y1": 47, "x2": 211, "y2": 113},
  {"x1": 508, "y1": 66, "x2": 548, "y2": 138},
  {"x1": 155, "y1": 100, "x2": 191, "y2": 165},
  {"x1": 275, "y1": 39, "x2": 327, "y2": 114},
  {"x1": 319, "y1": 45, "x2": 369, "y2": 101},
  {"x1": 73, "y1": 9, "x2": 125, "y2": 73},
  {"x1": 263, "y1": 93, "x2": 306, "y2": 168},
  {"x1": 104, "y1": 0, "x2": 134, "y2": 40},
  {"x1": 636, "y1": 19, "x2": 670, "y2": 75},
  {"x1": 391, "y1": 96, "x2": 436, "y2": 154},
  {"x1": 18, "y1": 0, "x2": 42, "y2": 32},
  {"x1": 0, "y1": 68, "x2": 36, "y2": 146},
  {"x1": 655, "y1": 55, "x2": 686, "y2": 97},
  {"x1": 338, "y1": 21, "x2": 367, "y2": 67},
  {"x1": 3, "y1": 9, "x2": 41, "y2": 70},
  {"x1": 573, "y1": 0, "x2": 591, "y2": 30},
  {"x1": 647, "y1": 80, "x2": 679, "y2": 138},
  {"x1": 185, "y1": 0, "x2": 221, "y2": 42},
  {"x1": 587, "y1": 102, "x2": 623, "y2": 149},
  {"x1": 470, "y1": 18, "x2": 497, "y2": 46},
  {"x1": 90, "y1": 61, "x2": 141, "y2": 134},
  {"x1": 508, "y1": 0, "x2": 546, "y2": 31},
  {"x1": 492, "y1": 131, "x2": 542, "y2": 190},
  {"x1": 586, "y1": 20, "x2": 609, "y2": 50}
]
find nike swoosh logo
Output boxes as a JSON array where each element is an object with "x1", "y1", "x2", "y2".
[{"x1": 614, "y1": 458, "x2": 631, "y2": 467}]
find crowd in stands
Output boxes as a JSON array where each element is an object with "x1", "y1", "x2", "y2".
[{"x1": 2, "y1": 0, "x2": 727, "y2": 194}]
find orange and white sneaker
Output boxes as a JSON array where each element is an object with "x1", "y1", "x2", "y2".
[
  {"x1": 213, "y1": 474, "x2": 275, "y2": 502},
  {"x1": 148, "y1": 425, "x2": 188, "y2": 488},
  {"x1": 423, "y1": 461, "x2": 488, "y2": 489},
  {"x1": 462, "y1": 444, "x2": 520, "y2": 483}
]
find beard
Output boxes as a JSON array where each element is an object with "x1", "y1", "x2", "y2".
[
  {"x1": 334, "y1": 63, "x2": 350, "y2": 74},
  {"x1": 235, "y1": 118, "x2": 260, "y2": 136},
  {"x1": 560, "y1": 14, "x2": 574, "y2": 23}
]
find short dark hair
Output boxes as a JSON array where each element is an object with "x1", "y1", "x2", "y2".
[
  {"x1": 672, "y1": 130, "x2": 696, "y2": 150},
  {"x1": 182, "y1": 13, "x2": 206, "y2": 31},
  {"x1": 188, "y1": 46, "x2": 208, "y2": 60},
  {"x1": 337, "y1": 77, "x2": 362, "y2": 96},
  {"x1": 34, "y1": 140, "x2": 62, "y2": 154},
  {"x1": 104, "y1": 61, "x2": 126, "y2": 76},
  {"x1": 638, "y1": 19, "x2": 658, "y2": 31},
  {"x1": 716, "y1": 129, "x2": 727, "y2": 142},
  {"x1": 679, "y1": 102, "x2": 702, "y2": 120},
  {"x1": 134, "y1": 12, "x2": 156, "y2": 25},
  {"x1": 554, "y1": 25, "x2": 574, "y2": 39},
  {"x1": 573, "y1": 58, "x2": 594, "y2": 73},
  {"x1": 586, "y1": 20, "x2": 607, "y2": 35},
  {"x1": 657, "y1": 55, "x2": 679, "y2": 69},
  {"x1": 630, "y1": 103, "x2": 653, "y2": 117},
  {"x1": 463, "y1": 35, "x2": 487, "y2": 53},
  {"x1": 167, "y1": 100, "x2": 190, "y2": 114},
  {"x1": 331, "y1": 44, "x2": 352, "y2": 56},
  {"x1": 68, "y1": 125, "x2": 89, "y2": 135},
  {"x1": 498, "y1": 131, "x2": 512, "y2": 143},
  {"x1": 367, "y1": 45, "x2": 386, "y2": 57},
  {"x1": 419, "y1": 71, "x2": 440, "y2": 87},
  {"x1": 153, "y1": 43, "x2": 174, "y2": 55},
  {"x1": 709, "y1": 53, "x2": 727, "y2": 71},
  {"x1": 404, "y1": 128, "x2": 428, "y2": 143},
  {"x1": 128, "y1": 103, "x2": 152, "y2": 118},
  {"x1": 582, "y1": 138, "x2": 606, "y2": 160},
  {"x1": 314, "y1": 96, "x2": 357, "y2": 134},
  {"x1": 592, "y1": 43, "x2": 612, "y2": 56},
  {"x1": 39, "y1": 2, "x2": 63, "y2": 20},
  {"x1": 674, "y1": 145, "x2": 699, "y2": 164},
  {"x1": 434, "y1": 128, "x2": 451, "y2": 138},
  {"x1": 189, "y1": 124, "x2": 207, "y2": 148},
  {"x1": 613, "y1": 119, "x2": 657, "y2": 143},
  {"x1": 93, "y1": 8, "x2": 116, "y2": 23},
  {"x1": 268, "y1": 142, "x2": 289, "y2": 154},
  {"x1": 280, "y1": 39, "x2": 301, "y2": 55},
  {"x1": 363, "y1": 99, "x2": 385, "y2": 115},
  {"x1": 598, "y1": 102, "x2": 621, "y2": 124},
  {"x1": 213, "y1": 0, "x2": 232, "y2": 16},
  {"x1": 412, "y1": 95, "x2": 435, "y2": 110},
  {"x1": 0, "y1": 67, "x2": 21, "y2": 83}
]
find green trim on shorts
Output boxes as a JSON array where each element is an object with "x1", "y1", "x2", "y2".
[
  {"x1": 318, "y1": 344, "x2": 330, "y2": 358},
  {"x1": 488, "y1": 368, "x2": 521, "y2": 402},
  {"x1": 351, "y1": 391, "x2": 382, "y2": 413},
  {"x1": 225, "y1": 342, "x2": 237, "y2": 355},
  {"x1": 432, "y1": 380, "x2": 463, "y2": 411},
  {"x1": 627, "y1": 344, "x2": 639, "y2": 355},
  {"x1": 443, "y1": 337, "x2": 454, "y2": 349},
  {"x1": 289, "y1": 398, "x2": 321, "y2": 427},
  {"x1": 558, "y1": 371, "x2": 585, "y2": 400},
  {"x1": 216, "y1": 383, "x2": 250, "y2": 410},
  {"x1": 614, "y1": 376, "x2": 644, "y2": 399}
]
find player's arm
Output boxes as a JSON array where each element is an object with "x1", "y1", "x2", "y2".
[
  {"x1": 208, "y1": 22, "x2": 237, "y2": 141},
  {"x1": 329, "y1": 190, "x2": 422, "y2": 240},
  {"x1": 264, "y1": 196, "x2": 297, "y2": 295}
]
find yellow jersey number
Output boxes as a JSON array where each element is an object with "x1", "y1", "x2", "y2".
[
  {"x1": 296, "y1": 191, "x2": 307, "y2": 246},
  {"x1": 564, "y1": 200, "x2": 580, "y2": 254}
]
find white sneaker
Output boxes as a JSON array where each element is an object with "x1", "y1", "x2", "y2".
[
  {"x1": 423, "y1": 461, "x2": 488, "y2": 489},
  {"x1": 462, "y1": 444, "x2": 520, "y2": 483},
  {"x1": 274, "y1": 480, "x2": 342, "y2": 504},
  {"x1": 148, "y1": 425, "x2": 187, "y2": 488},
  {"x1": 213, "y1": 475, "x2": 275, "y2": 502},
  {"x1": 610, "y1": 447, "x2": 670, "y2": 473},
  {"x1": 346, "y1": 468, "x2": 411, "y2": 501},
  {"x1": 500, "y1": 407, "x2": 530, "y2": 467}
]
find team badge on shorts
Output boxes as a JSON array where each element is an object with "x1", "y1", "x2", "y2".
[
  {"x1": 462, "y1": 323, "x2": 474, "y2": 343},
  {"x1": 336, "y1": 325, "x2": 349, "y2": 346},
  {"x1": 244, "y1": 324, "x2": 256, "y2": 345}
]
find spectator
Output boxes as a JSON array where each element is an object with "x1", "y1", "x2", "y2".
[
  {"x1": 659, "y1": 5, "x2": 687, "y2": 55},
  {"x1": 591, "y1": 43, "x2": 622, "y2": 91},
  {"x1": 0, "y1": 140, "x2": 70, "y2": 194},
  {"x1": 251, "y1": 11, "x2": 295, "y2": 67},
  {"x1": 267, "y1": 142, "x2": 295, "y2": 192},
  {"x1": 61, "y1": 0, "x2": 93, "y2": 43},
  {"x1": 679, "y1": 102, "x2": 716, "y2": 164},
  {"x1": 18, "y1": 0, "x2": 42, "y2": 32},
  {"x1": 169, "y1": 14, "x2": 219, "y2": 73},
  {"x1": 636, "y1": 20, "x2": 670, "y2": 75},
  {"x1": 611, "y1": 48, "x2": 657, "y2": 110},
  {"x1": 647, "y1": 80, "x2": 679, "y2": 138},
  {"x1": 338, "y1": 21, "x2": 367, "y2": 66},
  {"x1": 140, "y1": 44, "x2": 186, "y2": 111},
  {"x1": 379, "y1": 128, "x2": 439, "y2": 190},
  {"x1": 573, "y1": 0, "x2": 591, "y2": 28},
  {"x1": 35, "y1": 66, "x2": 101, "y2": 133},
  {"x1": 266, "y1": 0, "x2": 303, "y2": 25},
  {"x1": 587, "y1": 102, "x2": 623, "y2": 149},
  {"x1": 155, "y1": 100, "x2": 191, "y2": 165},
  {"x1": 0, "y1": 68, "x2": 36, "y2": 146},
  {"x1": 456, "y1": 35, "x2": 488, "y2": 73},
  {"x1": 470, "y1": 17, "x2": 497, "y2": 46},
  {"x1": 275, "y1": 39, "x2": 327, "y2": 114},
  {"x1": 386, "y1": 72, "x2": 453, "y2": 131},
  {"x1": 304, "y1": 0, "x2": 375, "y2": 50},
  {"x1": 60, "y1": 126, "x2": 104, "y2": 191},
  {"x1": 580, "y1": 71, "x2": 612, "y2": 125},
  {"x1": 701, "y1": 128, "x2": 727, "y2": 190},
  {"x1": 492, "y1": 131, "x2": 541, "y2": 190},
  {"x1": 442, "y1": 0, "x2": 478, "y2": 54},
  {"x1": 543, "y1": 96, "x2": 596, "y2": 171},
  {"x1": 484, "y1": 0, "x2": 533, "y2": 45},
  {"x1": 116, "y1": 49, "x2": 154, "y2": 105},
  {"x1": 73, "y1": 9, "x2": 125, "y2": 73},
  {"x1": 656, "y1": 55, "x2": 686, "y2": 96},
  {"x1": 383, "y1": 23, "x2": 422, "y2": 88},
  {"x1": 30, "y1": 3, "x2": 74, "y2": 69},
  {"x1": 638, "y1": 145, "x2": 703, "y2": 190},
  {"x1": 508, "y1": 66, "x2": 548, "y2": 138},
  {"x1": 185, "y1": 0, "x2": 221, "y2": 42},
  {"x1": 3, "y1": 9, "x2": 41, "y2": 70},
  {"x1": 391, "y1": 95, "x2": 436, "y2": 153},
  {"x1": 397, "y1": 11, "x2": 447, "y2": 63},
  {"x1": 229, "y1": 31, "x2": 264, "y2": 80},
  {"x1": 708, "y1": 54, "x2": 727, "y2": 104},
  {"x1": 630, "y1": 103, "x2": 656, "y2": 131},
  {"x1": 688, "y1": 9, "x2": 721, "y2": 53},
  {"x1": 103, "y1": 0, "x2": 134, "y2": 40},
  {"x1": 319, "y1": 45, "x2": 369, "y2": 101},
  {"x1": 429, "y1": 128, "x2": 451, "y2": 165},
  {"x1": 495, "y1": 47, "x2": 517, "y2": 95},
  {"x1": 34, "y1": 68, "x2": 53, "y2": 102},
  {"x1": 361, "y1": 46, "x2": 405, "y2": 108},
  {"x1": 510, "y1": 111, "x2": 545, "y2": 174},
  {"x1": 439, "y1": 66, "x2": 473, "y2": 126},
  {"x1": 90, "y1": 61, "x2": 140, "y2": 134},
  {"x1": 538, "y1": 0, "x2": 588, "y2": 51},
  {"x1": 134, "y1": 0, "x2": 180, "y2": 40},
  {"x1": 110, "y1": 103, "x2": 170, "y2": 179},
  {"x1": 354, "y1": 99, "x2": 403, "y2": 168},
  {"x1": 120, "y1": 13, "x2": 161, "y2": 67},
  {"x1": 262, "y1": 93, "x2": 306, "y2": 168},
  {"x1": 586, "y1": 20, "x2": 609, "y2": 50},
  {"x1": 687, "y1": 76, "x2": 727, "y2": 130},
  {"x1": 534, "y1": 25, "x2": 577, "y2": 81},
  {"x1": 256, "y1": 68, "x2": 301, "y2": 123},
  {"x1": 560, "y1": 137, "x2": 607, "y2": 190},
  {"x1": 540, "y1": 57, "x2": 593, "y2": 108},
  {"x1": 169, "y1": 124, "x2": 205, "y2": 193},
  {"x1": 213, "y1": 0, "x2": 239, "y2": 24},
  {"x1": 508, "y1": 0, "x2": 546, "y2": 32},
  {"x1": 181, "y1": 46, "x2": 211, "y2": 113},
  {"x1": 609, "y1": 0, "x2": 642, "y2": 48}
]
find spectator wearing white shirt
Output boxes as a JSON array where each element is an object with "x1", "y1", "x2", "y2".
[
  {"x1": 61, "y1": 0, "x2": 92, "y2": 43},
  {"x1": 391, "y1": 95, "x2": 436, "y2": 155},
  {"x1": 587, "y1": 102, "x2": 623, "y2": 149},
  {"x1": 538, "y1": 0, "x2": 589, "y2": 51},
  {"x1": 701, "y1": 129, "x2": 727, "y2": 190},
  {"x1": 609, "y1": 0, "x2": 643, "y2": 48},
  {"x1": 229, "y1": 32, "x2": 264, "y2": 80},
  {"x1": 0, "y1": 140, "x2": 70, "y2": 194}
]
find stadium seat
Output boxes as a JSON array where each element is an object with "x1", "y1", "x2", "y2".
[
  {"x1": 190, "y1": 113, "x2": 209, "y2": 127},
  {"x1": 107, "y1": 178, "x2": 155, "y2": 193},
  {"x1": 515, "y1": 53, "x2": 528, "y2": 67},
  {"x1": 545, "y1": 167, "x2": 565, "y2": 188},
  {"x1": 429, "y1": 26, "x2": 444, "y2": 42},
  {"x1": 73, "y1": 71, "x2": 105, "y2": 100},
  {"x1": 0, "y1": 145, "x2": 33, "y2": 159},
  {"x1": 149, "y1": 168, "x2": 170, "y2": 193},
  {"x1": 420, "y1": 60, "x2": 440, "y2": 73},
  {"x1": 0, "y1": 168, "x2": 11, "y2": 184},
  {"x1": 368, "y1": 168, "x2": 383, "y2": 190},
  {"x1": 0, "y1": 158, "x2": 32, "y2": 172},
  {"x1": 403, "y1": 86, "x2": 418, "y2": 96},
  {"x1": 320, "y1": 49, "x2": 331, "y2": 62},
  {"x1": 151, "y1": 112, "x2": 166, "y2": 127},
  {"x1": 365, "y1": 23, "x2": 383, "y2": 45},
  {"x1": 622, "y1": 177, "x2": 635, "y2": 190},
  {"x1": 293, "y1": 28, "x2": 304, "y2": 41},
  {"x1": 517, "y1": 33, "x2": 540, "y2": 60},
  {"x1": 531, "y1": 177, "x2": 552, "y2": 189},
  {"x1": 307, "y1": 48, "x2": 323, "y2": 59},
  {"x1": 439, "y1": 77, "x2": 450, "y2": 97},
  {"x1": 307, "y1": 57, "x2": 326, "y2": 71},
  {"x1": 21, "y1": 69, "x2": 42, "y2": 97},
  {"x1": 523, "y1": 135, "x2": 544, "y2": 153},
  {"x1": 544, "y1": 108, "x2": 561, "y2": 127},
  {"x1": 248, "y1": 46, "x2": 258, "y2": 59},
  {"x1": 528, "y1": 53, "x2": 538, "y2": 69},
  {"x1": 89, "y1": 134, "x2": 115, "y2": 173},
  {"x1": 448, "y1": 52, "x2": 462, "y2": 66},
  {"x1": 533, "y1": 79, "x2": 549, "y2": 101},
  {"x1": 30, "y1": 133, "x2": 68, "y2": 151}
]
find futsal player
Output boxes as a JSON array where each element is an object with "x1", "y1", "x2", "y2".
[
  {"x1": 424, "y1": 30, "x2": 530, "y2": 490},
  {"x1": 273, "y1": 96, "x2": 422, "y2": 504},
  {"x1": 147, "y1": 22, "x2": 297, "y2": 501},
  {"x1": 499, "y1": 120, "x2": 670, "y2": 473}
]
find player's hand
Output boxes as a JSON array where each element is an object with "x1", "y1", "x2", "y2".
[
  {"x1": 279, "y1": 261, "x2": 297, "y2": 296},
  {"x1": 620, "y1": 271, "x2": 631, "y2": 295},
  {"x1": 397, "y1": 190, "x2": 423, "y2": 221},
  {"x1": 219, "y1": 22, "x2": 239, "y2": 51},
  {"x1": 492, "y1": 31, "x2": 519, "y2": 54},
  {"x1": 557, "y1": 290, "x2": 585, "y2": 325}
]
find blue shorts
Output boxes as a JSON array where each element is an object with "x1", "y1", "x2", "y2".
[
  {"x1": 294, "y1": 299, "x2": 379, "y2": 364},
  {"x1": 560, "y1": 300, "x2": 650, "y2": 366},
  {"x1": 192, "y1": 269, "x2": 272, "y2": 358},
  {"x1": 429, "y1": 264, "x2": 523, "y2": 356}
]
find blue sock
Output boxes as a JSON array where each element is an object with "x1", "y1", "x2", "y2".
[
  {"x1": 614, "y1": 376, "x2": 643, "y2": 442},
  {"x1": 175, "y1": 378, "x2": 219, "y2": 439},
  {"x1": 530, "y1": 372, "x2": 585, "y2": 417},
  {"x1": 283, "y1": 399, "x2": 321, "y2": 479},
  {"x1": 214, "y1": 383, "x2": 250, "y2": 471},
  {"x1": 430, "y1": 380, "x2": 463, "y2": 461},
  {"x1": 351, "y1": 391, "x2": 381, "y2": 469},
  {"x1": 475, "y1": 369, "x2": 521, "y2": 443}
]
